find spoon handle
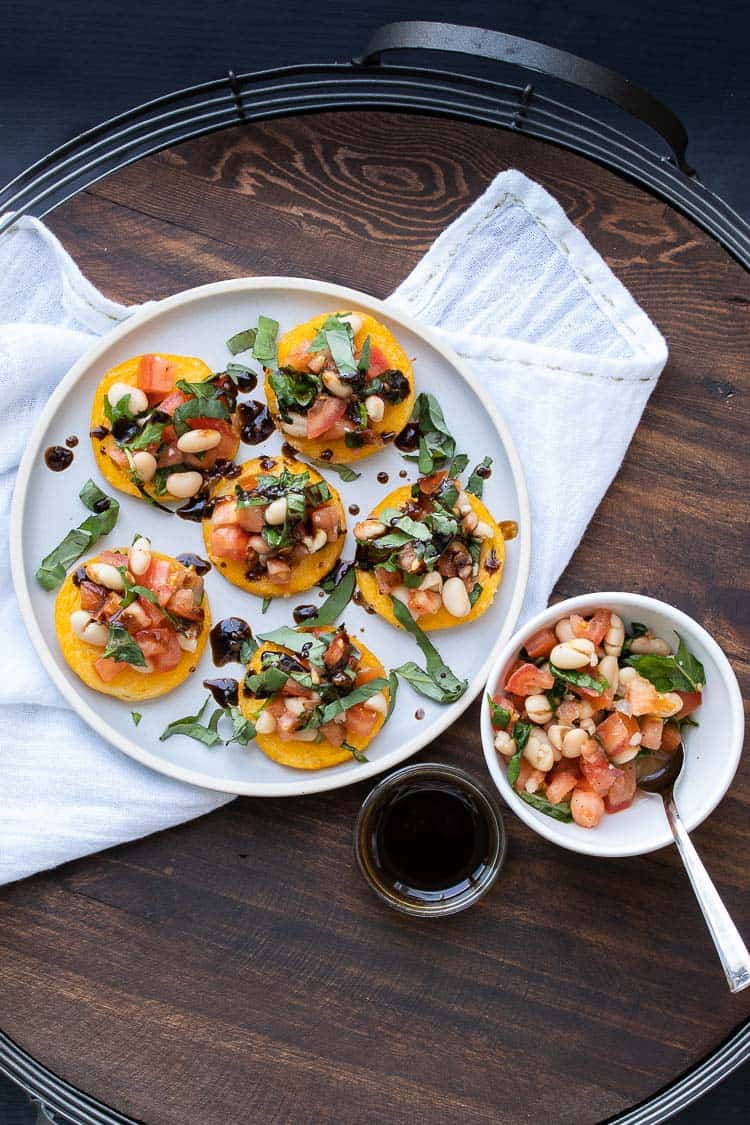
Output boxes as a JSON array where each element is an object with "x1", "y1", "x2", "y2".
[{"x1": 666, "y1": 795, "x2": 750, "y2": 993}]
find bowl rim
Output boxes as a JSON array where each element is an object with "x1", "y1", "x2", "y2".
[{"x1": 480, "y1": 591, "x2": 745, "y2": 858}]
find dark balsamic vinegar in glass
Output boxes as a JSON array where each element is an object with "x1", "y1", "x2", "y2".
[{"x1": 374, "y1": 781, "x2": 491, "y2": 896}]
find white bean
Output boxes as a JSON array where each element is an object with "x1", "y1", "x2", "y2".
[
  {"x1": 322, "y1": 371, "x2": 352, "y2": 399},
  {"x1": 494, "y1": 731, "x2": 516, "y2": 756},
  {"x1": 473, "y1": 521, "x2": 494, "y2": 540},
  {"x1": 292, "y1": 729, "x2": 319, "y2": 742},
  {"x1": 419, "y1": 571, "x2": 443, "y2": 592},
  {"x1": 598, "y1": 654, "x2": 619, "y2": 695},
  {"x1": 365, "y1": 396, "x2": 385, "y2": 422},
  {"x1": 303, "y1": 529, "x2": 328, "y2": 554},
  {"x1": 129, "y1": 536, "x2": 151, "y2": 577},
  {"x1": 70, "y1": 610, "x2": 92, "y2": 637},
  {"x1": 70, "y1": 612, "x2": 109, "y2": 646},
  {"x1": 455, "y1": 490, "x2": 473, "y2": 516},
  {"x1": 580, "y1": 718, "x2": 596, "y2": 734},
  {"x1": 177, "y1": 428, "x2": 222, "y2": 454},
  {"x1": 107, "y1": 381, "x2": 147, "y2": 415},
  {"x1": 611, "y1": 745, "x2": 640, "y2": 765},
  {"x1": 462, "y1": 510, "x2": 478, "y2": 533},
  {"x1": 354, "y1": 519, "x2": 386, "y2": 541},
  {"x1": 555, "y1": 617, "x2": 574, "y2": 642},
  {"x1": 524, "y1": 735, "x2": 555, "y2": 772},
  {"x1": 132, "y1": 451, "x2": 157, "y2": 483},
  {"x1": 177, "y1": 633, "x2": 198, "y2": 653},
  {"x1": 340, "y1": 313, "x2": 363, "y2": 335},
  {"x1": 166, "y1": 471, "x2": 204, "y2": 498},
  {"x1": 442, "y1": 576, "x2": 471, "y2": 618},
  {"x1": 562, "y1": 728, "x2": 589, "y2": 758},
  {"x1": 255, "y1": 709, "x2": 277, "y2": 734},
  {"x1": 550, "y1": 641, "x2": 590, "y2": 669},
  {"x1": 525, "y1": 693, "x2": 553, "y2": 725},
  {"x1": 604, "y1": 612, "x2": 625, "y2": 657},
  {"x1": 629, "y1": 635, "x2": 672, "y2": 655},
  {"x1": 86, "y1": 562, "x2": 125, "y2": 591},
  {"x1": 547, "y1": 723, "x2": 572, "y2": 751},
  {"x1": 284, "y1": 698, "x2": 307, "y2": 716},
  {"x1": 363, "y1": 691, "x2": 388, "y2": 715},
  {"x1": 618, "y1": 665, "x2": 637, "y2": 689},
  {"x1": 280, "y1": 413, "x2": 308, "y2": 437},
  {"x1": 264, "y1": 497, "x2": 287, "y2": 525}
]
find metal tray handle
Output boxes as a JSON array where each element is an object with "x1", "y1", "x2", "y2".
[{"x1": 356, "y1": 21, "x2": 694, "y2": 175}]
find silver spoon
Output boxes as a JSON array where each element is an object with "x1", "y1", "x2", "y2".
[{"x1": 639, "y1": 744, "x2": 750, "y2": 992}]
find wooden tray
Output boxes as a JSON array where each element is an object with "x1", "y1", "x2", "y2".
[{"x1": 0, "y1": 109, "x2": 748, "y2": 1125}]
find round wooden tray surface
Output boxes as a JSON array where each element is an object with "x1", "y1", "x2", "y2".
[{"x1": 1, "y1": 111, "x2": 748, "y2": 1125}]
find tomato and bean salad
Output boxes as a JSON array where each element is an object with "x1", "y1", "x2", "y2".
[{"x1": 489, "y1": 609, "x2": 705, "y2": 828}]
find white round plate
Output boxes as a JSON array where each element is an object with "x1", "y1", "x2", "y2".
[{"x1": 11, "y1": 277, "x2": 530, "y2": 796}]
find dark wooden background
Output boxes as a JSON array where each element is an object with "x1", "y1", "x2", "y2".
[{"x1": 1, "y1": 112, "x2": 748, "y2": 1124}]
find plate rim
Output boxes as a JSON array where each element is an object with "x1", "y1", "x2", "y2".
[{"x1": 10, "y1": 275, "x2": 531, "y2": 796}]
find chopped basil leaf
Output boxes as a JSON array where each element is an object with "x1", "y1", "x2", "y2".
[
  {"x1": 35, "y1": 480, "x2": 120, "y2": 590},
  {"x1": 253, "y1": 315, "x2": 279, "y2": 366},
  {"x1": 342, "y1": 740, "x2": 369, "y2": 763},
  {"x1": 240, "y1": 636, "x2": 258, "y2": 663},
  {"x1": 394, "y1": 661, "x2": 455, "y2": 702},
  {"x1": 245, "y1": 665, "x2": 290, "y2": 696},
  {"x1": 487, "y1": 695, "x2": 511, "y2": 730},
  {"x1": 261, "y1": 596, "x2": 271, "y2": 615},
  {"x1": 403, "y1": 393, "x2": 456, "y2": 474},
  {"x1": 674, "y1": 715, "x2": 699, "y2": 730},
  {"x1": 116, "y1": 568, "x2": 183, "y2": 630},
  {"x1": 103, "y1": 392, "x2": 135, "y2": 430},
  {"x1": 309, "y1": 457, "x2": 361, "y2": 482},
  {"x1": 226, "y1": 705, "x2": 256, "y2": 745},
  {"x1": 386, "y1": 670, "x2": 399, "y2": 721},
  {"x1": 624, "y1": 633, "x2": 704, "y2": 693},
  {"x1": 519, "y1": 792, "x2": 573, "y2": 822},
  {"x1": 257, "y1": 626, "x2": 328, "y2": 667},
  {"x1": 172, "y1": 394, "x2": 230, "y2": 437},
  {"x1": 127, "y1": 418, "x2": 166, "y2": 451},
  {"x1": 323, "y1": 324, "x2": 357, "y2": 375},
  {"x1": 159, "y1": 696, "x2": 223, "y2": 746},
  {"x1": 451, "y1": 453, "x2": 469, "y2": 476},
  {"x1": 550, "y1": 663, "x2": 609, "y2": 694},
  {"x1": 131, "y1": 711, "x2": 142, "y2": 726},
  {"x1": 103, "y1": 623, "x2": 146, "y2": 667},
  {"x1": 226, "y1": 327, "x2": 258, "y2": 355},
  {"x1": 506, "y1": 721, "x2": 532, "y2": 786},
  {"x1": 357, "y1": 335, "x2": 371, "y2": 374},
  {"x1": 318, "y1": 677, "x2": 389, "y2": 724},
  {"x1": 306, "y1": 565, "x2": 355, "y2": 627},
  {"x1": 468, "y1": 582, "x2": 482, "y2": 608},
  {"x1": 390, "y1": 597, "x2": 467, "y2": 703},
  {"x1": 466, "y1": 456, "x2": 492, "y2": 498},
  {"x1": 269, "y1": 367, "x2": 321, "y2": 413},
  {"x1": 621, "y1": 621, "x2": 649, "y2": 656}
]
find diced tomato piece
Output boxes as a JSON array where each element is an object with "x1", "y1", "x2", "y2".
[
  {"x1": 355, "y1": 666, "x2": 382, "y2": 687},
  {"x1": 98, "y1": 592, "x2": 123, "y2": 621},
  {"x1": 211, "y1": 499, "x2": 240, "y2": 526},
  {"x1": 545, "y1": 761, "x2": 580, "y2": 805},
  {"x1": 639, "y1": 716, "x2": 664, "y2": 751},
  {"x1": 626, "y1": 676, "x2": 681, "y2": 717},
  {"x1": 94, "y1": 656, "x2": 125, "y2": 682},
  {"x1": 323, "y1": 632, "x2": 351, "y2": 671},
  {"x1": 345, "y1": 704, "x2": 378, "y2": 739},
  {"x1": 418, "y1": 470, "x2": 448, "y2": 496},
  {"x1": 324, "y1": 415, "x2": 359, "y2": 441},
  {"x1": 287, "y1": 342, "x2": 314, "y2": 371},
  {"x1": 311, "y1": 504, "x2": 341, "y2": 541},
  {"x1": 137, "y1": 354, "x2": 179, "y2": 398},
  {"x1": 661, "y1": 723, "x2": 683, "y2": 753},
  {"x1": 408, "y1": 588, "x2": 442, "y2": 617},
  {"x1": 365, "y1": 344, "x2": 390, "y2": 379},
  {"x1": 141, "y1": 558, "x2": 176, "y2": 605},
  {"x1": 137, "y1": 595, "x2": 166, "y2": 627},
  {"x1": 166, "y1": 588, "x2": 203, "y2": 622},
  {"x1": 676, "y1": 691, "x2": 702, "y2": 719},
  {"x1": 320, "y1": 720, "x2": 346, "y2": 747},
  {"x1": 505, "y1": 662, "x2": 554, "y2": 696},
  {"x1": 570, "y1": 609, "x2": 611, "y2": 645},
  {"x1": 79, "y1": 580, "x2": 106, "y2": 614},
  {"x1": 524, "y1": 627, "x2": 557, "y2": 660},
  {"x1": 276, "y1": 711, "x2": 302, "y2": 740},
  {"x1": 280, "y1": 678, "x2": 313, "y2": 698},
  {"x1": 210, "y1": 525, "x2": 250, "y2": 561},
  {"x1": 134, "y1": 627, "x2": 180, "y2": 672},
  {"x1": 596, "y1": 711, "x2": 639, "y2": 755},
  {"x1": 154, "y1": 388, "x2": 188, "y2": 416},
  {"x1": 266, "y1": 557, "x2": 292, "y2": 586},
  {"x1": 374, "y1": 566, "x2": 401, "y2": 594},
  {"x1": 514, "y1": 760, "x2": 545, "y2": 794},
  {"x1": 186, "y1": 416, "x2": 239, "y2": 461},
  {"x1": 580, "y1": 743, "x2": 621, "y2": 796},
  {"x1": 98, "y1": 551, "x2": 129, "y2": 568},
  {"x1": 606, "y1": 762, "x2": 637, "y2": 813},
  {"x1": 108, "y1": 446, "x2": 129, "y2": 468},
  {"x1": 306, "y1": 396, "x2": 347, "y2": 439},
  {"x1": 556, "y1": 700, "x2": 583, "y2": 724},
  {"x1": 571, "y1": 787, "x2": 605, "y2": 828},
  {"x1": 235, "y1": 504, "x2": 266, "y2": 533}
]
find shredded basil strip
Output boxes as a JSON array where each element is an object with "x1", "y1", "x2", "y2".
[
  {"x1": 226, "y1": 705, "x2": 256, "y2": 745},
  {"x1": 487, "y1": 695, "x2": 511, "y2": 730},
  {"x1": 390, "y1": 597, "x2": 467, "y2": 703},
  {"x1": 159, "y1": 696, "x2": 223, "y2": 746},
  {"x1": 466, "y1": 456, "x2": 493, "y2": 498},
  {"x1": 386, "y1": 670, "x2": 399, "y2": 721},
  {"x1": 306, "y1": 565, "x2": 355, "y2": 627},
  {"x1": 342, "y1": 740, "x2": 369, "y2": 763},
  {"x1": 253, "y1": 315, "x2": 279, "y2": 366},
  {"x1": 549, "y1": 663, "x2": 609, "y2": 694},
  {"x1": 506, "y1": 721, "x2": 531, "y2": 785},
  {"x1": 309, "y1": 457, "x2": 361, "y2": 482},
  {"x1": 624, "y1": 633, "x2": 705, "y2": 693},
  {"x1": 519, "y1": 792, "x2": 573, "y2": 822},
  {"x1": 35, "y1": 479, "x2": 120, "y2": 590},
  {"x1": 103, "y1": 623, "x2": 146, "y2": 667},
  {"x1": 402, "y1": 393, "x2": 457, "y2": 474},
  {"x1": 131, "y1": 712, "x2": 142, "y2": 726},
  {"x1": 226, "y1": 328, "x2": 258, "y2": 355},
  {"x1": 261, "y1": 596, "x2": 271, "y2": 615},
  {"x1": 257, "y1": 627, "x2": 328, "y2": 667},
  {"x1": 318, "y1": 678, "x2": 389, "y2": 724}
]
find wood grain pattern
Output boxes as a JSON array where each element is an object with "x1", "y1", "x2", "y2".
[{"x1": 2, "y1": 111, "x2": 748, "y2": 1125}]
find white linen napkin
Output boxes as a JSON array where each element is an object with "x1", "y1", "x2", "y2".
[{"x1": 0, "y1": 170, "x2": 667, "y2": 884}]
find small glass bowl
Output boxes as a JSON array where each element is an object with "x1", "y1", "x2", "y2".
[{"x1": 354, "y1": 762, "x2": 507, "y2": 918}]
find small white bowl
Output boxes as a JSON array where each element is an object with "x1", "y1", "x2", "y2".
[{"x1": 481, "y1": 592, "x2": 745, "y2": 858}]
